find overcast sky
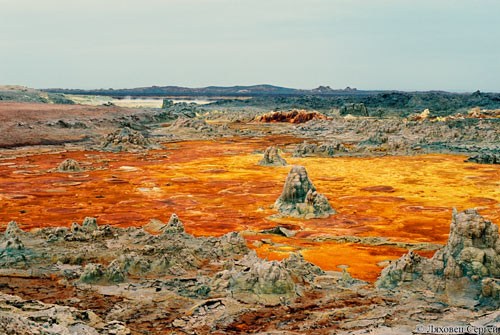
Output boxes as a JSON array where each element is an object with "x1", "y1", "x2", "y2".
[{"x1": 1, "y1": 0, "x2": 499, "y2": 91}]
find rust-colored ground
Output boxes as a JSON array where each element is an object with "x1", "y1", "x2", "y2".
[
  {"x1": 0, "y1": 102, "x2": 146, "y2": 147},
  {"x1": 0, "y1": 136, "x2": 498, "y2": 281}
]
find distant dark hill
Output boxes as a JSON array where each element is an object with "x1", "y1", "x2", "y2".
[
  {"x1": 39, "y1": 85, "x2": 500, "y2": 117},
  {"x1": 43, "y1": 85, "x2": 368, "y2": 97}
]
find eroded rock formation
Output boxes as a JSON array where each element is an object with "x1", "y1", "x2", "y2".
[
  {"x1": 377, "y1": 209, "x2": 500, "y2": 307},
  {"x1": 274, "y1": 165, "x2": 335, "y2": 218},
  {"x1": 258, "y1": 146, "x2": 287, "y2": 166}
]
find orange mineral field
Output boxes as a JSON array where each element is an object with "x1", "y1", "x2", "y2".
[{"x1": 0, "y1": 136, "x2": 498, "y2": 281}]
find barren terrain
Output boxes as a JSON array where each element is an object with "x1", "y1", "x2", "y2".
[{"x1": 0, "y1": 93, "x2": 498, "y2": 334}]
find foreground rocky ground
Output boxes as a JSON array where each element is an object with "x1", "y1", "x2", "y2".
[{"x1": 0, "y1": 208, "x2": 498, "y2": 334}]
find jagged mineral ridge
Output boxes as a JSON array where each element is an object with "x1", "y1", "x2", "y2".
[{"x1": 274, "y1": 165, "x2": 335, "y2": 218}]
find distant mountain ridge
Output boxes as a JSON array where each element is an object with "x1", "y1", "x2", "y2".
[{"x1": 43, "y1": 85, "x2": 368, "y2": 97}]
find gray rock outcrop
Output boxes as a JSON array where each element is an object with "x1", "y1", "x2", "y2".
[
  {"x1": 377, "y1": 209, "x2": 500, "y2": 306},
  {"x1": 293, "y1": 141, "x2": 348, "y2": 157},
  {"x1": 162, "y1": 100, "x2": 203, "y2": 118},
  {"x1": 57, "y1": 158, "x2": 82, "y2": 172},
  {"x1": 466, "y1": 152, "x2": 500, "y2": 164},
  {"x1": 161, "y1": 213, "x2": 185, "y2": 234},
  {"x1": 274, "y1": 166, "x2": 335, "y2": 218},
  {"x1": 258, "y1": 146, "x2": 287, "y2": 166},
  {"x1": 340, "y1": 103, "x2": 369, "y2": 116},
  {"x1": 4, "y1": 221, "x2": 24, "y2": 239},
  {"x1": 102, "y1": 127, "x2": 156, "y2": 152},
  {"x1": 168, "y1": 117, "x2": 214, "y2": 132},
  {"x1": 0, "y1": 292, "x2": 130, "y2": 335}
]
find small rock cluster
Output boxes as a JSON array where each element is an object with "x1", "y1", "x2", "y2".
[{"x1": 161, "y1": 100, "x2": 204, "y2": 119}]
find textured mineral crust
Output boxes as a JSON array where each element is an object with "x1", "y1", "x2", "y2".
[{"x1": 274, "y1": 165, "x2": 335, "y2": 218}]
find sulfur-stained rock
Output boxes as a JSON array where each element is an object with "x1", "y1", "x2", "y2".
[
  {"x1": 57, "y1": 158, "x2": 82, "y2": 172},
  {"x1": 274, "y1": 166, "x2": 335, "y2": 218},
  {"x1": 258, "y1": 146, "x2": 287, "y2": 166},
  {"x1": 254, "y1": 109, "x2": 328, "y2": 124}
]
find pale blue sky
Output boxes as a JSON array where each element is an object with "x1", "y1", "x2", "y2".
[{"x1": 1, "y1": 0, "x2": 499, "y2": 91}]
